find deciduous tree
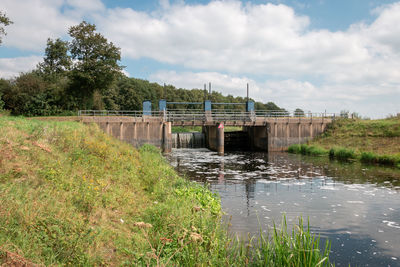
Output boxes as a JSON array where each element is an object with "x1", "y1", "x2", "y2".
[
  {"x1": 37, "y1": 38, "x2": 71, "y2": 81},
  {"x1": 68, "y1": 21, "x2": 123, "y2": 109},
  {"x1": 0, "y1": 11, "x2": 12, "y2": 45}
]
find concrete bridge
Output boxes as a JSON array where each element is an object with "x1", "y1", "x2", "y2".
[{"x1": 79, "y1": 107, "x2": 334, "y2": 155}]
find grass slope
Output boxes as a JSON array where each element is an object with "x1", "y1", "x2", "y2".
[
  {"x1": 288, "y1": 117, "x2": 400, "y2": 167},
  {"x1": 0, "y1": 116, "x2": 331, "y2": 266}
]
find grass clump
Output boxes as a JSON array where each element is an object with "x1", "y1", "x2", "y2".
[
  {"x1": 360, "y1": 151, "x2": 400, "y2": 167},
  {"x1": 0, "y1": 116, "x2": 332, "y2": 266},
  {"x1": 288, "y1": 144, "x2": 328, "y2": 156},
  {"x1": 328, "y1": 147, "x2": 356, "y2": 161},
  {"x1": 254, "y1": 217, "x2": 331, "y2": 266}
]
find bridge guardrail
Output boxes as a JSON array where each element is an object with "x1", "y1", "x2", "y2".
[{"x1": 78, "y1": 110, "x2": 337, "y2": 121}]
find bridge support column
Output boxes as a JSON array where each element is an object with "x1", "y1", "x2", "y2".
[
  {"x1": 162, "y1": 122, "x2": 172, "y2": 153},
  {"x1": 217, "y1": 123, "x2": 224, "y2": 156}
]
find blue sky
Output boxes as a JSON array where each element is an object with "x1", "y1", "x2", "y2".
[{"x1": 1, "y1": 0, "x2": 400, "y2": 118}]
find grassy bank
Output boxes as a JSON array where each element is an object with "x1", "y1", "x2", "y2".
[
  {"x1": 288, "y1": 117, "x2": 400, "y2": 168},
  {"x1": 0, "y1": 116, "x2": 331, "y2": 266}
]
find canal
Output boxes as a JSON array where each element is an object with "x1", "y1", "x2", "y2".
[{"x1": 166, "y1": 149, "x2": 400, "y2": 266}]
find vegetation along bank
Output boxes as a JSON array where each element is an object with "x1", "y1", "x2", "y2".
[
  {"x1": 288, "y1": 117, "x2": 400, "y2": 168},
  {"x1": 0, "y1": 115, "x2": 332, "y2": 266}
]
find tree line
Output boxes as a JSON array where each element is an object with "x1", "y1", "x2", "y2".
[{"x1": 0, "y1": 19, "x2": 285, "y2": 116}]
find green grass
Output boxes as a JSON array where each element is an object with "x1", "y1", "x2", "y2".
[
  {"x1": 0, "y1": 116, "x2": 332, "y2": 266},
  {"x1": 288, "y1": 117, "x2": 400, "y2": 168},
  {"x1": 288, "y1": 144, "x2": 328, "y2": 156}
]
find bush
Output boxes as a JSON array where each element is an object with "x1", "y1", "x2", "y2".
[
  {"x1": 360, "y1": 152, "x2": 376, "y2": 163},
  {"x1": 0, "y1": 92, "x2": 4, "y2": 110},
  {"x1": 288, "y1": 144, "x2": 327, "y2": 156},
  {"x1": 330, "y1": 147, "x2": 356, "y2": 161},
  {"x1": 288, "y1": 144, "x2": 301, "y2": 154}
]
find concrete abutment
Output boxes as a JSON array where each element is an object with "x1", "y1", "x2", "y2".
[{"x1": 81, "y1": 117, "x2": 331, "y2": 154}]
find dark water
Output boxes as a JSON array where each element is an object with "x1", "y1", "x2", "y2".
[{"x1": 166, "y1": 149, "x2": 400, "y2": 267}]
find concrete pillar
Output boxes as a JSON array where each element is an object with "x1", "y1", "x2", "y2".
[
  {"x1": 146, "y1": 122, "x2": 150, "y2": 142},
  {"x1": 162, "y1": 122, "x2": 172, "y2": 153},
  {"x1": 106, "y1": 122, "x2": 110, "y2": 135},
  {"x1": 119, "y1": 122, "x2": 124, "y2": 140},
  {"x1": 133, "y1": 122, "x2": 137, "y2": 146},
  {"x1": 217, "y1": 123, "x2": 224, "y2": 156},
  {"x1": 286, "y1": 122, "x2": 290, "y2": 148},
  {"x1": 298, "y1": 123, "x2": 301, "y2": 144},
  {"x1": 310, "y1": 123, "x2": 313, "y2": 138}
]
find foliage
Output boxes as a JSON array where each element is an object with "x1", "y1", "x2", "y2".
[
  {"x1": 0, "y1": 11, "x2": 12, "y2": 45},
  {"x1": 0, "y1": 91, "x2": 4, "y2": 110},
  {"x1": 67, "y1": 21, "x2": 123, "y2": 109},
  {"x1": 328, "y1": 147, "x2": 356, "y2": 161},
  {"x1": 360, "y1": 151, "x2": 400, "y2": 167},
  {"x1": 37, "y1": 38, "x2": 71, "y2": 81},
  {"x1": 253, "y1": 217, "x2": 331, "y2": 266},
  {"x1": 175, "y1": 185, "x2": 221, "y2": 215},
  {"x1": 288, "y1": 144, "x2": 328, "y2": 156},
  {"x1": 294, "y1": 108, "x2": 305, "y2": 117},
  {"x1": 0, "y1": 72, "x2": 67, "y2": 116}
]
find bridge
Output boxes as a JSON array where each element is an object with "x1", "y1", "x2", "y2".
[{"x1": 79, "y1": 100, "x2": 335, "y2": 155}]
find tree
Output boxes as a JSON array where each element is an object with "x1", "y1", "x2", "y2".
[
  {"x1": 37, "y1": 38, "x2": 71, "y2": 81},
  {"x1": 0, "y1": 11, "x2": 12, "y2": 45},
  {"x1": 294, "y1": 108, "x2": 305, "y2": 117},
  {"x1": 68, "y1": 21, "x2": 123, "y2": 109}
]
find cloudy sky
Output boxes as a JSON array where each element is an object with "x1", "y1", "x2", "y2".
[{"x1": 1, "y1": 0, "x2": 400, "y2": 118}]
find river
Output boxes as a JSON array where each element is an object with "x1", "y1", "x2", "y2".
[{"x1": 166, "y1": 149, "x2": 400, "y2": 266}]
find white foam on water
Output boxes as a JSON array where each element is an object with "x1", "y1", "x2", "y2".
[
  {"x1": 382, "y1": 220, "x2": 400, "y2": 229},
  {"x1": 347, "y1": 201, "x2": 364, "y2": 204},
  {"x1": 320, "y1": 186, "x2": 338, "y2": 190}
]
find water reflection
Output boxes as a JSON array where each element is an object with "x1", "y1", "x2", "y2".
[{"x1": 167, "y1": 149, "x2": 400, "y2": 266}]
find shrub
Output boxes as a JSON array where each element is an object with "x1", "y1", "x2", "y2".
[
  {"x1": 288, "y1": 144, "x2": 301, "y2": 154},
  {"x1": 360, "y1": 152, "x2": 377, "y2": 163},
  {"x1": 329, "y1": 147, "x2": 355, "y2": 161}
]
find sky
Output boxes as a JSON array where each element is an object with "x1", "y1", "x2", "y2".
[{"x1": 1, "y1": 0, "x2": 400, "y2": 118}]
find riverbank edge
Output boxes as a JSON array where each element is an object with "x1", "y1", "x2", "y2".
[{"x1": 0, "y1": 116, "x2": 332, "y2": 266}]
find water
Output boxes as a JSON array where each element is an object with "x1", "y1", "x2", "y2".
[
  {"x1": 171, "y1": 132, "x2": 205, "y2": 148},
  {"x1": 166, "y1": 149, "x2": 400, "y2": 266}
]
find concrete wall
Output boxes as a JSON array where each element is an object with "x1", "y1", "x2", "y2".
[
  {"x1": 82, "y1": 116, "x2": 172, "y2": 152},
  {"x1": 203, "y1": 125, "x2": 218, "y2": 151},
  {"x1": 267, "y1": 119, "x2": 329, "y2": 151},
  {"x1": 245, "y1": 126, "x2": 269, "y2": 151},
  {"x1": 82, "y1": 116, "x2": 330, "y2": 154}
]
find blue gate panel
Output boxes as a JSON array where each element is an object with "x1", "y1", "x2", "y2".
[
  {"x1": 143, "y1": 100, "x2": 152, "y2": 115},
  {"x1": 246, "y1": 101, "x2": 254, "y2": 112},
  {"x1": 204, "y1": 100, "x2": 212, "y2": 111},
  {"x1": 159, "y1": 100, "x2": 167, "y2": 111}
]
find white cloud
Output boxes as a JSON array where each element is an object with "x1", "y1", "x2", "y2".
[
  {"x1": 151, "y1": 70, "x2": 399, "y2": 118},
  {"x1": 150, "y1": 70, "x2": 259, "y2": 97},
  {"x1": 0, "y1": 0, "x2": 105, "y2": 51},
  {"x1": 0, "y1": 56, "x2": 42, "y2": 78}
]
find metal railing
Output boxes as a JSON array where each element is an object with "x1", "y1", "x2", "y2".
[{"x1": 78, "y1": 110, "x2": 337, "y2": 121}]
